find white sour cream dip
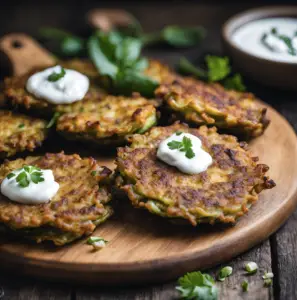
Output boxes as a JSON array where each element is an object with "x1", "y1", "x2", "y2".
[
  {"x1": 232, "y1": 18, "x2": 297, "y2": 63},
  {"x1": 157, "y1": 132, "x2": 212, "y2": 175},
  {"x1": 1, "y1": 168, "x2": 59, "y2": 205},
  {"x1": 26, "y1": 65, "x2": 90, "y2": 104}
]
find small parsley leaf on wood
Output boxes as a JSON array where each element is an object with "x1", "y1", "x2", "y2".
[{"x1": 48, "y1": 66, "x2": 66, "y2": 82}]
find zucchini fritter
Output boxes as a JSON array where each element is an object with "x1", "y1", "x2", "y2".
[
  {"x1": 0, "y1": 110, "x2": 48, "y2": 158},
  {"x1": 56, "y1": 94, "x2": 158, "y2": 145},
  {"x1": 155, "y1": 77, "x2": 269, "y2": 138},
  {"x1": 116, "y1": 123, "x2": 275, "y2": 225},
  {"x1": 4, "y1": 63, "x2": 107, "y2": 117},
  {"x1": 0, "y1": 152, "x2": 113, "y2": 245}
]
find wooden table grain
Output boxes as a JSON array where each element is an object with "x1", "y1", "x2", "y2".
[{"x1": 0, "y1": 1, "x2": 296, "y2": 299}]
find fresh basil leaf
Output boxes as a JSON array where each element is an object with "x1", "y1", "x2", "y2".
[
  {"x1": 163, "y1": 25, "x2": 206, "y2": 47},
  {"x1": 61, "y1": 36, "x2": 85, "y2": 56},
  {"x1": 114, "y1": 71, "x2": 158, "y2": 97},
  {"x1": 206, "y1": 55, "x2": 231, "y2": 82},
  {"x1": 88, "y1": 35, "x2": 118, "y2": 78},
  {"x1": 178, "y1": 57, "x2": 208, "y2": 79},
  {"x1": 133, "y1": 57, "x2": 149, "y2": 72},
  {"x1": 115, "y1": 37, "x2": 142, "y2": 66}
]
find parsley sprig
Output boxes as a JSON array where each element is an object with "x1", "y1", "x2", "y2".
[
  {"x1": 48, "y1": 66, "x2": 66, "y2": 82},
  {"x1": 178, "y1": 55, "x2": 246, "y2": 92},
  {"x1": 167, "y1": 133, "x2": 195, "y2": 159},
  {"x1": 7, "y1": 165, "x2": 44, "y2": 188},
  {"x1": 176, "y1": 271, "x2": 218, "y2": 300}
]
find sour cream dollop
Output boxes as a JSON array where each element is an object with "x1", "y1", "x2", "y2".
[
  {"x1": 1, "y1": 168, "x2": 59, "y2": 205},
  {"x1": 232, "y1": 18, "x2": 297, "y2": 63},
  {"x1": 157, "y1": 132, "x2": 212, "y2": 174},
  {"x1": 26, "y1": 65, "x2": 90, "y2": 104}
]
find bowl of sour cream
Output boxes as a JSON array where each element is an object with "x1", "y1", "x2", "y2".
[{"x1": 222, "y1": 6, "x2": 297, "y2": 90}]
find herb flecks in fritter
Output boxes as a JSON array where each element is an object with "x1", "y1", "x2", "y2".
[
  {"x1": 156, "y1": 77, "x2": 269, "y2": 138},
  {"x1": 0, "y1": 152, "x2": 113, "y2": 245},
  {"x1": 0, "y1": 110, "x2": 48, "y2": 158},
  {"x1": 116, "y1": 123, "x2": 275, "y2": 225}
]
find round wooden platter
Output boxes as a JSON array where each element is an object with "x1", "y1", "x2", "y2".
[{"x1": 0, "y1": 34, "x2": 297, "y2": 285}]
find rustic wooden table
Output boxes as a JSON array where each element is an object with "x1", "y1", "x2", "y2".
[{"x1": 0, "y1": 1, "x2": 296, "y2": 299}]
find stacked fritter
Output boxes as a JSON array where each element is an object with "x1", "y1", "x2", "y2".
[{"x1": 0, "y1": 57, "x2": 275, "y2": 246}]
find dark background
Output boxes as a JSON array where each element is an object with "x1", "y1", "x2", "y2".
[{"x1": 0, "y1": 1, "x2": 297, "y2": 299}]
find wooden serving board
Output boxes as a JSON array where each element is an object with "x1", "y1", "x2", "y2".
[{"x1": 0, "y1": 34, "x2": 297, "y2": 285}]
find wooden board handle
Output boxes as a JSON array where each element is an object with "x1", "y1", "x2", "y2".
[
  {"x1": 87, "y1": 9, "x2": 136, "y2": 32},
  {"x1": 0, "y1": 33, "x2": 56, "y2": 76}
]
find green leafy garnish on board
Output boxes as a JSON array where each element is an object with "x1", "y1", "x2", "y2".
[
  {"x1": 46, "y1": 112, "x2": 61, "y2": 129},
  {"x1": 39, "y1": 27, "x2": 85, "y2": 57},
  {"x1": 176, "y1": 271, "x2": 218, "y2": 300},
  {"x1": 217, "y1": 266, "x2": 233, "y2": 282},
  {"x1": 87, "y1": 31, "x2": 158, "y2": 97},
  {"x1": 87, "y1": 236, "x2": 108, "y2": 250},
  {"x1": 167, "y1": 135, "x2": 195, "y2": 159},
  {"x1": 18, "y1": 123, "x2": 25, "y2": 129},
  {"x1": 241, "y1": 280, "x2": 249, "y2": 292},
  {"x1": 48, "y1": 66, "x2": 66, "y2": 82},
  {"x1": 142, "y1": 25, "x2": 205, "y2": 48},
  {"x1": 206, "y1": 55, "x2": 231, "y2": 82},
  {"x1": 7, "y1": 165, "x2": 44, "y2": 188},
  {"x1": 178, "y1": 55, "x2": 246, "y2": 92}
]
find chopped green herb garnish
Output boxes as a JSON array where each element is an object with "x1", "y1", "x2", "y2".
[
  {"x1": 176, "y1": 131, "x2": 183, "y2": 136},
  {"x1": 48, "y1": 66, "x2": 66, "y2": 82},
  {"x1": 176, "y1": 271, "x2": 218, "y2": 300},
  {"x1": 242, "y1": 280, "x2": 248, "y2": 292},
  {"x1": 18, "y1": 123, "x2": 25, "y2": 129},
  {"x1": 10, "y1": 165, "x2": 44, "y2": 188},
  {"x1": 6, "y1": 173, "x2": 15, "y2": 179},
  {"x1": 206, "y1": 55, "x2": 231, "y2": 82},
  {"x1": 261, "y1": 27, "x2": 297, "y2": 56},
  {"x1": 87, "y1": 31, "x2": 158, "y2": 97},
  {"x1": 91, "y1": 171, "x2": 97, "y2": 176},
  {"x1": 177, "y1": 55, "x2": 245, "y2": 92},
  {"x1": 168, "y1": 136, "x2": 195, "y2": 159},
  {"x1": 264, "y1": 278, "x2": 272, "y2": 287},
  {"x1": 87, "y1": 236, "x2": 108, "y2": 250},
  {"x1": 46, "y1": 112, "x2": 61, "y2": 129},
  {"x1": 217, "y1": 266, "x2": 233, "y2": 281},
  {"x1": 245, "y1": 262, "x2": 258, "y2": 274},
  {"x1": 262, "y1": 272, "x2": 274, "y2": 280},
  {"x1": 223, "y1": 74, "x2": 246, "y2": 92}
]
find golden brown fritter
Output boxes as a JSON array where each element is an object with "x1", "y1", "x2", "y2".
[
  {"x1": 155, "y1": 77, "x2": 269, "y2": 138},
  {"x1": 0, "y1": 110, "x2": 48, "y2": 158},
  {"x1": 4, "y1": 62, "x2": 107, "y2": 117},
  {"x1": 57, "y1": 94, "x2": 158, "y2": 145},
  {"x1": 116, "y1": 123, "x2": 275, "y2": 225},
  {"x1": 143, "y1": 59, "x2": 175, "y2": 84},
  {"x1": 0, "y1": 152, "x2": 113, "y2": 245}
]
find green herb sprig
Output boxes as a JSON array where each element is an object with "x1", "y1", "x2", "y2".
[
  {"x1": 142, "y1": 25, "x2": 206, "y2": 48},
  {"x1": 167, "y1": 133, "x2": 195, "y2": 159},
  {"x1": 88, "y1": 31, "x2": 158, "y2": 97},
  {"x1": 46, "y1": 112, "x2": 61, "y2": 129},
  {"x1": 178, "y1": 55, "x2": 246, "y2": 92},
  {"x1": 7, "y1": 166, "x2": 44, "y2": 188},
  {"x1": 48, "y1": 66, "x2": 66, "y2": 82},
  {"x1": 261, "y1": 27, "x2": 297, "y2": 56},
  {"x1": 176, "y1": 271, "x2": 218, "y2": 300}
]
